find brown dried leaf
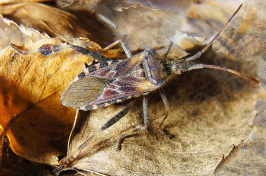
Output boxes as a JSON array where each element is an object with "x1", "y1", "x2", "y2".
[
  {"x1": 0, "y1": 40, "x2": 93, "y2": 164},
  {"x1": 214, "y1": 130, "x2": 266, "y2": 175},
  {"x1": 56, "y1": 0, "x2": 239, "y2": 51},
  {"x1": 0, "y1": 12, "x2": 125, "y2": 166},
  {"x1": 0, "y1": 2, "x2": 114, "y2": 46},
  {"x1": 55, "y1": 1, "x2": 265, "y2": 175},
  {"x1": 56, "y1": 0, "x2": 193, "y2": 13},
  {"x1": 58, "y1": 68, "x2": 259, "y2": 175},
  {"x1": 0, "y1": 0, "x2": 50, "y2": 4},
  {"x1": 0, "y1": 15, "x2": 112, "y2": 163},
  {"x1": 124, "y1": 0, "x2": 193, "y2": 12},
  {"x1": 0, "y1": 0, "x2": 265, "y2": 175},
  {"x1": 0, "y1": 15, "x2": 51, "y2": 50},
  {"x1": 210, "y1": 3, "x2": 266, "y2": 174},
  {"x1": 56, "y1": 0, "x2": 102, "y2": 11},
  {"x1": 0, "y1": 132, "x2": 4, "y2": 166},
  {"x1": 111, "y1": 1, "x2": 245, "y2": 51}
]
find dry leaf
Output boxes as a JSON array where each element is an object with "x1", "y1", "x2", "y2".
[
  {"x1": 214, "y1": 129, "x2": 266, "y2": 175},
  {"x1": 0, "y1": 2, "x2": 114, "y2": 46},
  {"x1": 0, "y1": 0, "x2": 51, "y2": 3},
  {"x1": 112, "y1": 1, "x2": 246, "y2": 51},
  {"x1": 54, "y1": 1, "x2": 265, "y2": 175},
  {"x1": 56, "y1": 0, "x2": 193, "y2": 30},
  {"x1": 56, "y1": 0, "x2": 102, "y2": 11},
  {"x1": 0, "y1": 32, "x2": 124, "y2": 166},
  {"x1": 0, "y1": 39, "x2": 93, "y2": 164},
  {"x1": 57, "y1": 60, "x2": 259, "y2": 175},
  {"x1": 124, "y1": 0, "x2": 193, "y2": 12},
  {"x1": 0, "y1": 0, "x2": 265, "y2": 175},
  {"x1": 0, "y1": 12, "x2": 126, "y2": 169},
  {"x1": 56, "y1": 0, "x2": 193, "y2": 13}
]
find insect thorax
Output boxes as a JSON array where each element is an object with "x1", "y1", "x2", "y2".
[{"x1": 142, "y1": 48, "x2": 169, "y2": 87}]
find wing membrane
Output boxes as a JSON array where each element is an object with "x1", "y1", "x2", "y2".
[{"x1": 61, "y1": 77, "x2": 112, "y2": 108}]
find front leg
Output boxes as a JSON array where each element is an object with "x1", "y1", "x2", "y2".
[
  {"x1": 159, "y1": 88, "x2": 175, "y2": 139},
  {"x1": 70, "y1": 45, "x2": 112, "y2": 62},
  {"x1": 159, "y1": 88, "x2": 170, "y2": 129},
  {"x1": 10, "y1": 40, "x2": 128, "y2": 62}
]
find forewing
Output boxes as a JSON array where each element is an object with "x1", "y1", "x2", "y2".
[
  {"x1": 90, "y1": 76, "x2": 158, "y2": 106},
  {"x1": 89, "y1": 52, "x2": 144, "y2": 79},
  {"x1": 61, "y1": 77, "x2": 112, "y2": 108}
]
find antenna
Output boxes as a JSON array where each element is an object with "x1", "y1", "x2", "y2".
[
  {"x1": 185, "y1": 3, "x2": 243, "y2": 61},
  {"x1": 172, "y1": 3, "x2": 259, "y2": 84},
  {"x1": 187, "y1": 64, "x2": 259, "y2": 84}
]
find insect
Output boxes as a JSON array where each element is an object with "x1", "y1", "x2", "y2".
[
  {"x1": 11, "y1": 3, "x2": 258, "y2": 141},
  {"x1": 11, "y1": 2, "x2": 259, "y2": 173},
  {"x1": 59, "y1": 3, "x2": 258, "y2": 139}
]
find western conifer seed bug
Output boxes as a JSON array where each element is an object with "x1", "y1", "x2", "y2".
[
  {"x1": 10, "y1": 3, "x2": 260, "y2": 173},
  {"x1": 50, "y1": 3, "x2": 260, "y2": 173},
  {"x1": 59, "y1": 2, "x2": 258, "y2": 140},
  {"x1": 11, "y1": 3, "x2": 259, "y2": 165}
]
